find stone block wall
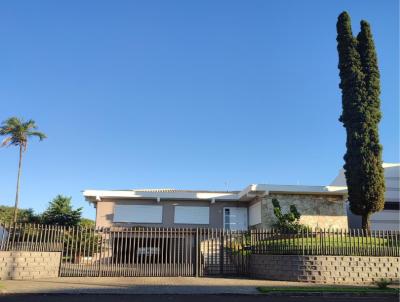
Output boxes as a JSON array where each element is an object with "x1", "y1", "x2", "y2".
[
  {"x1": 259, "y1": 193, "x2": 348, "y2": 230},
  {"x1": 0, "y1": 251, "x2": 61, "y2": 280},
  {"x1": 250, "y1": 254, "x2": 400, "y2": 284}
]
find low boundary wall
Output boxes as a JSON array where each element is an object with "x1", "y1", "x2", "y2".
[
  {"x1": 0, "y1": 251, "x2": 61, "y2": 280},
  {"x1": 250, "y1": 254, "x2": 400, "y2": 284}
]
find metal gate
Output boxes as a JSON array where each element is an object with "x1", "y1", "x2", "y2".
[{"x1": 59, "y1": 227, "x2": 250, "y2": 277}]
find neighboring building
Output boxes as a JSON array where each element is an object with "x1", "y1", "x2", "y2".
[
  {"x1": 84, "y1": 184, "x2": 348, "y2": 230},
  {"x1": 331, "y1": 163, "x2": 400, "y2": 231}
]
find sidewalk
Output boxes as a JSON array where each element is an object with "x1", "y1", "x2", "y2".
[{"x1": 0, "y1": 277, "x2": 325, "y2": 295}]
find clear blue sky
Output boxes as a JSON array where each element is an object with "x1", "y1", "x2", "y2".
[{"x1": 0, "y1": 1, "x2": 398, "y2": 219}]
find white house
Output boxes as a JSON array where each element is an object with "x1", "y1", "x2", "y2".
[
  {"x1": 84, "y1": 184, "x2": 348, "y2": 230},
  {"x1": 331, "y1": 162, "x2": 400, "y2": 230}
]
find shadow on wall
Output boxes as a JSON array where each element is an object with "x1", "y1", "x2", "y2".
[{"x1": 346, "y1": 203, "x2": 362, "y2": 229}]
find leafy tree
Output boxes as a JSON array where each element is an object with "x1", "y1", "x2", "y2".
[
  {"x1": 0, "y1": 205, "x2": 41, "y2": 224},
  {"x1": 42, "y1": 195, "x2": 82, "y2": 227},
  {"x1": 63, "y1": 227, "x2": 101, "y2": 261},
  {"x1": 271, "y1": 198, "x2": 305, "y2": 232},
  {"x1": 0, "y1": 117, "x2": 46, "y2": 223},
  {"x1": 79, "y1": 218, "x2": 96, "y2": 228},
  {"x1": 336, "y1": 12, "x2": 385, "y2": 230}
]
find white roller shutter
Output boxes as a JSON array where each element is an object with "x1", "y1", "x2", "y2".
[
  {"x1": 174, "y1": 206, "x2": 209, "y2": 224},
  {"x1": 249, "y1": 202, "x2": 262, "y2": 226},
  {"x1": 113, "y1": 205, "x2": 163, "y2": 223}
]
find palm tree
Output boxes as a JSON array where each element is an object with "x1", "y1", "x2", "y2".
[{"x1": 0, "y1": 117, "x2": 46, "y2": 223}]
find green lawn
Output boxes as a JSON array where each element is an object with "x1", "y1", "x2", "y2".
[
  {"x1": 257, "y1": 286, "x2": 399, "y2": 294},
  {"x1": 225, "y1": 235, "x2": 399, "y2": 256},
  {"x1": 253, "y1": 236, "x2": 399, "y2": 254},
  {"x1": 257, "y1": 236, "x2": 395, "y2": 246}
]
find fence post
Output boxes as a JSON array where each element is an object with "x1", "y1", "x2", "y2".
[
  {"x1": 98, "y1": 229, "x2": 103, "y2": 277},
  {"x1": 195, "y1": 228, "x2": 199, "y2": 277},
  {"x1": 219, "y1": 230, "x2": 224, "y2": 275}
]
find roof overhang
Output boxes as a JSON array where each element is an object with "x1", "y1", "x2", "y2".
[
  {"x1": 84, "y1": 184, "x2": 348, "y2": 204},
  {"x1": 83, "y1": 189, "x2": 239, "y2": 203},
  {"x1": 238, "y1": 184, "x2": 348, "y2": 200}
]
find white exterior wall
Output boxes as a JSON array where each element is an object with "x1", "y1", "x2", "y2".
[{"x1": 332, "y1": 163, "x2": 400, "y2": 230}]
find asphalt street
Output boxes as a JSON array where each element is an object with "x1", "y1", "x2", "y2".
[{"x1": 0, "y1": 294, "x2": 397, "y2": 302}]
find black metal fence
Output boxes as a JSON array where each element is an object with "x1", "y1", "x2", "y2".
[
  {"x1": 251, "y1": 228, "x2": 400, "y2": 257},
  {"x1": 0, "y1": 222, "x2": 64, "y2": 252},
  {"x1": 0, "y1": 223, "x2": 250, "y2": 277},
  {"x1": 1, "y1": 222, "x2": 399, "y2": 277}
]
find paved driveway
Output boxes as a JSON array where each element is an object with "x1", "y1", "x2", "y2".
[{"x1": 1, "y1": 277, "x2": 327, "y2": 295}]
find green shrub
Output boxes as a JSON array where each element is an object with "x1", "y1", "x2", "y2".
[
  {"x1": 271, "y1": 198, "x2": 308, "y2": 232},
  {"x1": 375, "y1": 279, "x2": 391, "y2": 289}
]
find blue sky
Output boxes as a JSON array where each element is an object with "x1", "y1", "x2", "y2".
[{"x1": 0, "y1": 1, "x2": 398, "y2": 219}]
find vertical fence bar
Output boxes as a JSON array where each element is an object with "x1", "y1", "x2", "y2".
[
  {"x1": 73, "y1": 226, "x2": 79, "y2": 276},
  {"x1": 195, "y1": 228, "x2": 199, "y2": 277},
  {"x1": 0, "y1": 222, "x2": 6, "y2": 250},
  {"x1": 34, "y1": 224, "x2": 39, "y2": 252},
  {"x1": 160, "y1": 227, "x2": 164, "y2": 277},
  {"x1": 123, "y1": 228, "x2": 128, "y2": 275},
  {"x1": 129, "y1": 227, "x2": 133, "y2": 275},
  {"x1": 219, "y1": 229, "x2": 223, "y2": 275}
]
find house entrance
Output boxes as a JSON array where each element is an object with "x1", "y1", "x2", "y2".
[{"x1": 223, "y1": 207, "x2": 248, "y2": 231}]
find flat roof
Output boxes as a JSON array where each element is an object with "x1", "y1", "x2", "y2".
[{"x1": 84, "y1": 184, "x2": 347, "y2": 203}]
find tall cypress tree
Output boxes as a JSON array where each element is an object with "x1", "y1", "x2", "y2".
[
  {"x1": 336, "y1": 12, "x2": 385, "y2": 230},
  {"x1": 355, "y1": 20, "x2": 385, "y2": 229}
]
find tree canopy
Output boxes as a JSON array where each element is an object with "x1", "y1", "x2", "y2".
[
  {"x1": 336, "y1": 12, "x2": 385, "y2": 230},
  {"x1": 41, "y1": 195, "x2": 83, "y2": 227},
  {"x1": 0, "y1": 117, "x2": 46, "y2": 150},
  {"x1": 0, "y1": 117, "x2": 47, "y2": 223},
  {"x1": 0, "y1": 205, "x2": 41, "y2": 224},
  {"x1": 0, "y1": 196, "x2": 94, "y2": 227}
]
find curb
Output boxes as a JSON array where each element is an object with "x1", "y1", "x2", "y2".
[
  {"x1": 263, "y1": 291, "x2": 399, "y2": 297},
  {"x1": 0, "y1": 292, "x2": 398, "y2": 297}
]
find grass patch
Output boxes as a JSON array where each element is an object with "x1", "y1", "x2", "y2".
[
  {"x1": 257, "y1": 286, "x2": 399, "y2": 294},
  {"x1": 252, "y1": 236, "x2": 400, "y2": 255},
  {"x1": 258, "y1": 236, "x2": 397, "y2": 247}
]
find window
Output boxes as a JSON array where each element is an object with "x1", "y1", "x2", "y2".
[
  {"x1": 113, "y1": 205, "x2": 163, "y2": 223},
  {"x1": 174, "y1": 206, "x2": 209, "y2": 224},
  {"x1": 224, "y1": 208, "x2": 231, "y2": 229},
  {"x1": 384, "y1": 202, "x2": 400, "y2": 210},
  {"x1": 223, "y1": 207, "x2": 248, "y2": 230}
]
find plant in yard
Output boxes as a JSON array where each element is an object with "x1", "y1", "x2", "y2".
[
  {"x1": 63, "y1": 226, "x2": 101, "y2": 262},
  {"x1": 79, "y1": 218, "x2": 96, "y2": 228},
  {"x1": 336, "y1": 11, "x2": 385, "y2": 231},
  {"x1": 0, "y1": 117, "x2": 46, "y2": 223},
  {"x1": 271, "y1": 198, "x2": 306, "y2": 232},
  {"x1": 375, "y1": 278, "x2": 391, "y2": 289},
  {"x1": 42, "y1": 195, "x2": 82, "y2": 227},
  {"x1": 0, "y1": 205, "x2": 41, "y2": 224}
]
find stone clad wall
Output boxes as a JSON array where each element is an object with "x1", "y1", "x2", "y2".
[
  {"x1": 0, "y1": 251, "x2": 61, "y2": 280},
  {"x1": 259, "y1": 193, "x2": 348, "y2": 229},
  {"x1": 250, "y1": 254, "x2": 400, "y2": 284}
]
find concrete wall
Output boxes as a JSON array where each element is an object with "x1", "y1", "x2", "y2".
[
  {"x1": 250, "y1": 254, "x2": 400, "y2": 284},
  {"x1": 95, "y1": 198, "x2": 249, "y2": 228},
  {"x1": 0, "y1": 251, "x2": 61, "y2": 280},
  {"x1": 257, "y1": 193, "x2": 348, "y2": 229}
]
